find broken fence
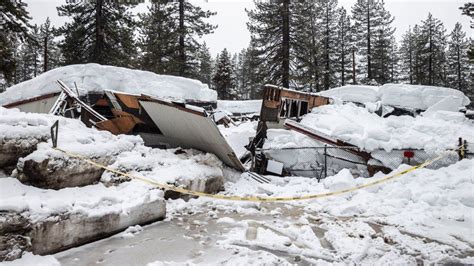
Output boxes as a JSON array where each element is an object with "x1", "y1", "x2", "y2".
[{"x1": 257, "y1": 145, "x2": 465, "y2": 181}]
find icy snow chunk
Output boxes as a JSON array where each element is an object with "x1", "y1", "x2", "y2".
[{"x1": 0, "y1": 63, "x2": 217, "y2": 106}]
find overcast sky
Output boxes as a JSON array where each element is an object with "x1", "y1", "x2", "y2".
[{"x1": 24, "y1": 0, "x2": 471, "y2": 56}]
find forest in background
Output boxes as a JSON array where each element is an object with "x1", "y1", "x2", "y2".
[{"x1": 1, "y1": 0, "x2": 472, "y2": 101}]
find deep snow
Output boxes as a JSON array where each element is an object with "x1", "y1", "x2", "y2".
[
  {"x1": 0, "y1": 64, "x2": 217, "y2": 106},
  {"x1": 319, "y1": 84, "x2": 470, "y2": 110}
]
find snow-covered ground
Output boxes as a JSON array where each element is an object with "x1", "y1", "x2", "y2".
[
  {"x1": 49, "y1": 158, "x2": 473, "y2": 265},
  {"x1": 0, "y1": 64, "x2": 217, "y2": 106},
  {"x1": 2, "y1": 83, "x2": 473, "y2": 264}
]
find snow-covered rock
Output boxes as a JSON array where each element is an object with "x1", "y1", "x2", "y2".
[{"x1": 0, "y1": 63, "x2": 217, "y2": 106}]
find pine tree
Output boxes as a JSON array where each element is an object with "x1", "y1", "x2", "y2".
[
  {"x1": 212, "y1": 49, "x2": 237, "y2": 100},
  {"x1": 247, "y1": 0, "x2": 292, "y2": 88},
  {"x1": 292, "y1": 0, "x2": 325, "y2": 91},
  {"x1": 197, "y1": 42, "x2": 213, "y2": 87},
  {"x1": 352, "y1": 0, "x2": 395, "y2": 84},
  {"x1": 173, "y1": 0, "x2": 216, "y2": 78},
  {"x1": 446, "y1": 23, "x2": 471, "y2": 93},
  {"x1": 335, "y1": 7, "x2": 353, "y2": 86},
  {"x1": 460, "y1": 3, "x2": 473, "y2": 61},
  {"x1": 138, "y1": 1, "x2": 177, "y2": 74},
  {"x1": 38, "y1": 18, "x2": 61, "y2": 72},
  {"x1": 15, "y1": 25, "x2": 41, "y2": 83},
  {"x1": 0, "y1": 0, "x2": 32, "y2": 85},
  {"x1": 399, "y1": 27, "x2": 416, "y2": 84},
  {"x1": 57, "y1": 0, "x2": 138, "y2": 66},
  {"x1": 418, "y1": 13, "x2": 447, "y2": 86},
  {"x1": 319, "y1": 0, "x2": 340, "y2": 90}
]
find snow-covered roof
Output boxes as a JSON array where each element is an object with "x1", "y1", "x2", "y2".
[
  {"x1": 0, "y1": 63, "x2": 217, "y2": 106},
  {"x1": 299, "y1": 103, "x2": 474, "y2": 152},
  {"x1": 319, "y1": 83, "x2": 470, "y2": 110}
]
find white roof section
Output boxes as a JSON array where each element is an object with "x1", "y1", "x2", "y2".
[{"x1": 0, "y1": 63, "x2": 217, "y2": 106}]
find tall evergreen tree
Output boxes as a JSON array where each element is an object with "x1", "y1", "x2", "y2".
[
  {"x1": 0, "y1": 0, "x2": 32, "y2": 85},
  {"x1": 399, "y1": 27, "x2": 416, "y2": 84},
  {"x1": 320, "y1": 0, "x2": 340, "y2": 90},
  {"x1": 57, "y1": 0, "x2": 138, "y2": 67},
  {"x1": 460, "y1": 3, "x2": 473, "y2": 61},
  {"x1": 335, "y1": 7, "x2": 353, "y2": 86},
  {"x1": 418, "y1": 13, "x2": 447, "y2": 86},
  {"x1": 138, "y1": 1, "x2": 176, "y2": 74},
  {"x1": 174, "y1": 0, "x2": 216, "y2": 78},
  {"x1": 352, "y1": 0, "x2": 395, "y2": 84},
  {"x1": 293, "y1": 0, "x2": 322, "y2": 91},
  {"x1": 14, "y1": 25, "x2": 41, "y2": 83},
  {"x1": 197, "y1": 42, "x2": 213, "y2": 87},
  {"x1": 212, "y1": 48, "x2": 237, "y2": 100},
  {"x1": 247, "y1": 0, "x2": 292, "y2": 88},
  {"x1": 38, "y1": 18, "x2": 61, "y2": 72},
  {"x1": 446, "y1": 23, "x2": 471, "y2": 93}
]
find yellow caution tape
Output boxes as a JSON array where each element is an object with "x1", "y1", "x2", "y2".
[{"x1": 54, "y1": 147, "x2": 449, "y2": 202}]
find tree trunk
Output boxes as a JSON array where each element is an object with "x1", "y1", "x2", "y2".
[
  {"x1": 178, "y1": 0, "x2": 186, "y2": 76},
  {"x1": 457, "y1": 45, "x2": 461, "y2": 90},
  {"x1": 94, "y1": 0, "x2": 104, "y2": 64},
  {"x1": 367, "y1": 1, "x2": 372, "y2": 81},
  {"x1": 282, "y1": 0, "x2": 290, "y2": 88},
  {"x1": 352, "y1": 48, "x2": 356, "y2": 84},
  {"x1": 428, "y1": 24, "x2": 433, "y2": 85},
  {"x1": 43, "y1": 35, "x2": 48, "y2": 73},
  {"x1": 324, "y1": 4, "x2": 330, "y2": 90}
]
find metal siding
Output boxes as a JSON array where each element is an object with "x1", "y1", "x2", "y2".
[{"x1": 139, "y1": 100, "x2": 245, "y2": 171}]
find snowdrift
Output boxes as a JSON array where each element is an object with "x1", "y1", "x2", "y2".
[
  {"x1": 299, "y1": 103, "x2": 474, "y2": 152},
  {"x1": 0, "y1": 63, "x2": 217, "y2": 106},
  {"x1": 319, "y1": 83, "x2": 470, "y2": 111}
]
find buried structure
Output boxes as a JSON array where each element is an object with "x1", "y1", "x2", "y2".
[{"x1": 1, "y1": 67, "x2": 473, "y2": 261}]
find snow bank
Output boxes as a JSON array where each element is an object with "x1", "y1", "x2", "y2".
[
  {"x1": 0, "y1": 106, "x2": 142, "y2": 161},
  {"x1": 0, "y1": 63, "x2": 217, "y2": 105},
  {"x1": 101, "y1": 145, "x2": 225, "y2": 193},
  {"x1": 319, "y1": 84, "x2": 470, "y2": 110},
  {"x1": 299, "y1": 103, "x2": 474, "y2": 152},
  {"x1": 0, "y1": 178, "x2": 163, "y2": 222},
  {"x1": 216, "y1": 100, "x2": 262, "y2": 114}
]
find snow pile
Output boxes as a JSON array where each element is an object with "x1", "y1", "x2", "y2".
[
  {"x1": 319, "y1": 84, "x2": 470, "y2": 110},
  {"x1": 0, "y1": 107, "x2": 51, "y2": 140},
  {"x1": 319, "y1": 85, "x2": 380, "y2": 104},
  {"x1": 217, "y1": 100, "x2": 262, "y2": 114},
  {"x1": 0, "y1": 63, "x2": 217, "y2": 106},
  {"x1": 0, "y1": 107, "x2": 142, "y2": 163},
  {"x1": 299, "y1": 103, "x2": 474, "y2": 152},
  {"x1": 219, "y1": 121, "x2": 257, "y2": 158},
  {"x1": 0, "y1": 178, "x2": 164, "y2": 222},
  {"x1": 101, "y1": 145, "x2": 224, "y2": 191},
  {"x1": 379, "y1": 84, "x2": 470, "y2": 110}
]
